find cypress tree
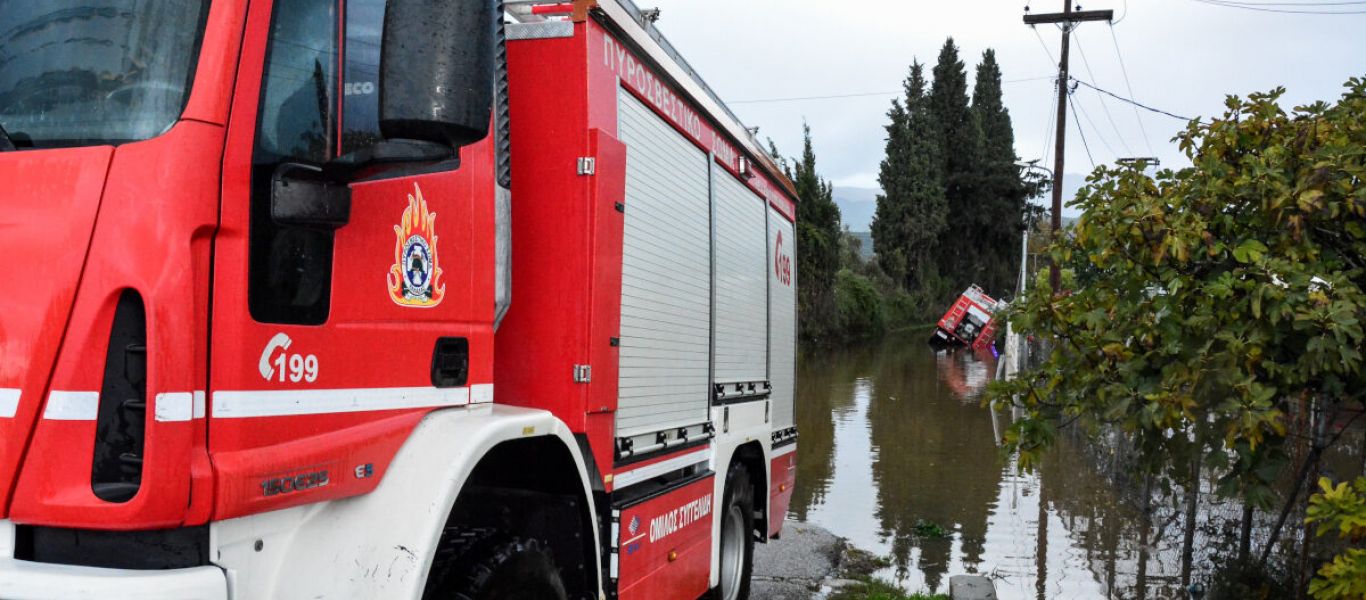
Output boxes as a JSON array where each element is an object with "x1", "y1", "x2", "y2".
[
  {"x1": 903, "y1": 65, "x2": 948, "y2": 289},
  {"x1": 872, "y1": 97, "x2": 912, "y2": 287},
  {"x1": 792, "y1": 124, "x2": 842, "y2": 341},
  {"x1": 928, "y1": 38, "x2": 982, "y2": 294},
  {"x1": 873, "y1": 61, "x2": 946, "y2": 291},
  {"x1": 971, "y1": 49, "x2": 1029, "y2": 296}
]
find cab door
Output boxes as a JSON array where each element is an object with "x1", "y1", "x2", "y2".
[{"x1": 208, "y1": 0, "x2": 498, "y2": 519}]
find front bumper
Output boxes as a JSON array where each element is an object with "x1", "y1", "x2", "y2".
[
  {"x1": 0, "y1": 558, "x2": 227, "y2": 600},
  {"x1": 0, "y1": 519, "x2": 227, "y2": 600}
]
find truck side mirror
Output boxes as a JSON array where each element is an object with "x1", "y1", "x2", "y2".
[
  {"x1": 271, "y1": 163, "x2": 352, "y2": 229},
  {"x1": 380, "y1": 0, "x2": 497, "y2": 150}
]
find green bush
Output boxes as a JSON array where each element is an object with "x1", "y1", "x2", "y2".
[
  {"x1": 989, "y1": 78, "x2": 1366, "y2": 598},
  {"x1": 882, "y1": 288, "x2": 923, "y2": 331},
  {"x1": 1305, "y1": 477, "x2": 1366, "y2": 599},
  {"x1": 835, "y1": 269, "x2": 885, "y2": 339}
]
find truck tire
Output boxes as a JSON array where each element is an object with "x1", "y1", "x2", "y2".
[
  {"x1": 424, "y1": 529, "x2": 568, "y2": 600},
  {"x1": 715, "y1": 464, "x2": 755, "y2": 600}
]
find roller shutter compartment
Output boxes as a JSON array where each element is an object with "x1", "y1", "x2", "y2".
[
  {"x1": 615, "y1": 89, "x2": 712, "y2": 437},
  {"x1": 711, "y1": 165, "x2": 768, "y2": 385},
  {"x1": 768, "y1": 207, "x2": 796, "y2": 430}
]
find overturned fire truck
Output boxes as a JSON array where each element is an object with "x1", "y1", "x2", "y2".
[
  {"x1": 929, "y1": 285, "x2": 1001, "y2": 352},
  {"x1": 0, "y1": 1, "x2": 797, "y2": 599}
]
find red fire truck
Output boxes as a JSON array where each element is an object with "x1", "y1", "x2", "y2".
[
  {"x1": 930, "y1": 285, "x2": 1001, "y2": 352},
  {"x1": 0, "y1": 1, "x2": 798, "y2": 599}
]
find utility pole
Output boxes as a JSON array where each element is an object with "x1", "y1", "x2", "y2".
[{"x1": 1024, "y1": 2, "x2": 1112, "y2": 293}]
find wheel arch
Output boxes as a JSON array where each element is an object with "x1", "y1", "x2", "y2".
[
  {"x1": 431, "y1": 435, "x2": 601, "y2": 599},
  {"x1": 728, "y1": 440, "x2": 769, "y2": 541}
]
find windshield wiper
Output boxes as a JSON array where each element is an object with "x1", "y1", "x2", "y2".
[{"x1": 0, "y1": 122, "x2": 15, "y2": 152}]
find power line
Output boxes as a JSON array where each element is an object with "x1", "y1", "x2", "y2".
[
  {"x1": 1188, "y1": 0, "x2": 1366, "y2": 13},
  {"x1": 1068, "y1": 93, "x2": 1097, "y2": 169},
  {"x1": 1031, "y1": 24, "x2": 1058, "y2": 66},
  {"x1": 1201, "y1": 0, "x2": 1366, "y2": 4},
  {"x1": 725, "y1": 76, "x2": 1055, "y2": 105},
  {"x1": 1039, "y1": 79, "x2": 1059, "y2": 170},
  {"x1": 726, "y1": 90, "x2": 905, "y2": 104},
  {"x1": 1113, "y1": 0, "x2": 1130, "y2": 23},
  {"x1": 1070, "y1": 84, "x2": 1121, "y2": 160},
  {"x1": 1073, "y1": 30, "x2": 1132, "y2": 155},
  {"x1": 1071, "y1": 77, "x2": 1199, "y2": 123},
  {"x1": 1108, "y1": 25, "x2": 1155, "y2": 154}
]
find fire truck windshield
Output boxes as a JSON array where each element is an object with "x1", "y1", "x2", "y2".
[{"x1": 0, "y1": 1, "x2": 209, "y2": 149}]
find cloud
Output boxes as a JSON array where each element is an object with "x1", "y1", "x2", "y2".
[{"x1": 644, "y1": 0, "x2": 1365, "y2": 189}]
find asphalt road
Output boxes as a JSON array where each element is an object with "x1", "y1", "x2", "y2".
[{"x1": 750, "y1": 521, "x2": 842, "y2": 600}]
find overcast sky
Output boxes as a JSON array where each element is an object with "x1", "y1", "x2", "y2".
[{"x1": 644, "y1": 0, "x2": 1365, "y2": 203}]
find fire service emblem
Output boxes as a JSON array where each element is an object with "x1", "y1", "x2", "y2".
[{"x1": 387, "y1": 184, "x2": 446, "y2": 308}]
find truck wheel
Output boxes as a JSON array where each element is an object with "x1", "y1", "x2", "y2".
[
  {"x1": 716, "y1": 464, "x2": 755, "y2": 600},
  {"x1": 424, "y1": 530, "x2": 568, "y2": 600}
]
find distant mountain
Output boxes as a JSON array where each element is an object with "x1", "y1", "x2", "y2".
[
  {"x1": 833, "y1": 186, "x2": 879, "y2": 232},
  {"x1": 835, "y1": 175, "x2": 1085, "y2": 263},
  {"x1": 849, "y1": 231, "x2": 875, "y2": 262}
]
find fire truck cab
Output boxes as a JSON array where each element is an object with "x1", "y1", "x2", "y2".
[{"x1": 0, "y1": 1, "x2": 797, "y2": 599}]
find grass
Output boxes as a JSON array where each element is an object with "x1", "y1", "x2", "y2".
[
  {"x1": 911, "y1": 519, "x2": 952, "y2": 539},
  {"x1": 830, "y1": 546, "x2": 949, "y2": 600},
  {"x1": 828, "y1": 577, "x2": 950, "y2": 600}
]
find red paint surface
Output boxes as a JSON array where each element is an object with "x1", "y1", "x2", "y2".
[
  {"x1": 768, "y1": 449, "x2": 797, "y2": 538},
  {"x1": 496, "y1": 25, "x2": 601, "y2": 462},
  {"x1": 205, "y1": 0, "x2": 498, "y2": 521},
  {"x1": 0, "y1": 146, "x2": 112, "y2": 519},
  {"x1": 617, "y1": 477, "x2": 715, "y2": 600},
  {"x1": 9, "y1": 122, "x2": 222, "y2": 528}
]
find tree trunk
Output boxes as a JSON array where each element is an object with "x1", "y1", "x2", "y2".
[
  {"x1": 1137, "y1": 475, "x2": 1152, "y2": 600},
  {"x1": 1181, "y1": 447, "x2": 1201, "y2": 587},
  {"x1": 1035, "y1": 476, "x2": 1048, "y2": 600},
  {"x1": 1296, "y1": 400, "x2": 1327, "y2": 600},
  {"x1": 1239, "y1": 504, "x2": 1254, "y2": 563},
  {"x1": 1261, "y1": 399, "x2": 1323, "y2": 567},
  {"x1": 1296, "y1": 456, "x2": 1320, "y2": 600}
]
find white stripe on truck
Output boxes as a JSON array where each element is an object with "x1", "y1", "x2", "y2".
[
  {"x1": 0, "y1": 388, "x2": 19, "y2": 418},
  {"x1": 43, "y1": 391, "x2": 100, "y2": 421},
  {"x1": 212, "y1": 386, "x2": 480, "y2": 418}
]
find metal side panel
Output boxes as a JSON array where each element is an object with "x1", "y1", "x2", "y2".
[
  {"x1": 711, "y1": 166, "x2": 768, "y2": 384},
  {"x1": 768, "y1": 208, "x2": 796, "y2": 430},
  {"x1": 616, "y1": 89, "x2": 711, "y2": 437}
]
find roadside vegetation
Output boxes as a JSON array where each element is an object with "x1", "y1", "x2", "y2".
[
  {"x1": 989, "y1": 78, "x2": 1366, "y2": 599},
  {"x1": 828, "y1": 579, "x2": 949, "y2": 600},
  {"x1": 828, "y1": 547, "x2": 950, "y2": 600},
  {"x1": 771, "y1": 126, "x2": 922, "y2": 344}
]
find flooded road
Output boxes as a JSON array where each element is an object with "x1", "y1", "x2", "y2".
[{"x1": 790, "y1": 333, "x2": 1191, "y2": 599}]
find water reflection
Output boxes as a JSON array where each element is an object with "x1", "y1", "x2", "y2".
[{"x1": 790, "y1": 333, "x2": 1271, "y2": 599}]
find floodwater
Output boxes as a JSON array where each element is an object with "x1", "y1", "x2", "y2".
[{"x1": 790, "y1": 333, "x2": 1224, "y2": 599}]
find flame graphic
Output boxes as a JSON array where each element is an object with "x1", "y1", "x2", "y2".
[{"x1": 387, "y1": 183, "x2": 446, "y2": 307}]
